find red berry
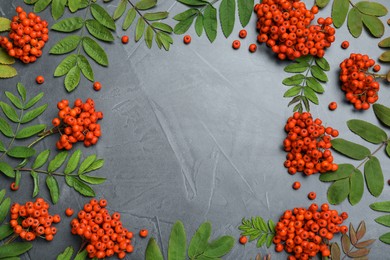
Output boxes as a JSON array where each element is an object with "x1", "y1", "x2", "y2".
[
  {"x1": 249, "y1": 44, "x2": 257, "y2": 53},
  {"x1": 328, "y1": 102, "x2": 337, "y2": 111},
  {"x1": 341, "y1": 41, "x2": 349, "y2": 49},
  {"x1": 292, "y1": 181, "x2": 301, "y2": 190},
  {"x1": 36, "y1": 76, "x2": 44, "y2": 84},
  {"x1": 239, "y1": 29, "x2": 247, "y2": 39},
  {"x1": 308, "y1": 192, "x2": 316, "y2": 200},
  {"x1": 183, "y1": 35, "x2": 191, "y2": 44},
  {"x1": 239, "y1": 236, "x2": 248, "y2": 244},
  {"x1": 93, "y1": 82, "x2": 102, "y2": 91},
  {"x1": 232, "y1": 40, "x2": 241, "y2": 49},
  {"x1": 121, "y1": 35, "x2": 129, "y2": 44},
  {"x1": 373, "y1": 64, "x2": 381, "y2": 72},
  {"x1": 139, "y1": 229, "x2": 148, "y2": 238}
]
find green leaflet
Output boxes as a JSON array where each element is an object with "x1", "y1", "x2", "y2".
[
  {"x1": 0, "y1": 101, "x2": 18, "y2": 122},
  {"x1": 237, "y1": 0, "x2": 254, "y2": 27},
  {"x1": 379, "y1": 232, "x2": 390, "y2": 244},
  {"x1": 56, "y1": 246, "x2": 74, "y2": 260},
  {"x1": 7, "y1": 146, "x2": 35, "y2": 159},
  {"x1": 315, "y1": 57, "x2": 330, "y2": 71},
  {"x1": 331, "y1": 138, "x2": 370, "y2": 160},
  {"x1": 83, "y1": 159, "x2": 104, "y2": 173},
  {"x1": 370, "y1": 201, "x2": 390, "y2": 212},
  {"x1": 0, "y1": 65, "x2": 17, "y2": 79},
  {"x1": 0, "y1": 197, "x2": 11, "y2": 223},
  {"x1": 0, "y1": 162, "x2": 15, "y2": 178},
  {"x1": 0, "y1": 117, "x2": 14, "y2": 137},
  {"x1": 0, "y1": 224, "x2": 13, "y2": 240},
  {"x1": 74, "y1": 249, "x2": 88, "y2": 260},
  {"x1": 31, "y1": 171, "x2": 39, "y2": 197},
  {"x1": 173, "y1": 9, "x2": 198, "y2": 21},
  {"x1": 123, "y1": 8, "x2": 136, "y2": 30},
  {"x1": 113, "y1": 0, "x2": 127, "y2": 20},
  {"x1": 174, "y1": 16, "x2": 196, "y2": 34},
  {"x1": 136, "y1": 0, "x2": 157, "y2": 10},
  {"x1": 65, "y1": 66, "x2": 81, "y2": 92},
  {"x1": 34, "y1": 0, "x2": 52, "y2": 13},
  {"x1": 362, "y1": 14, "x2": 384, "y2": 37},
  {"x1": 48, "y1": 151, "x2": 68, "y2": 172},
  {"x1": 5, "y1": 91, "x2": 23, "y2": 109},
  {"x1": 347, "y1": 119, "x2": 387, "y2": 144},
  {"x1": 82, "y1": 37, "x2": 109, "y2": 66},
  {"x1": 188, "y1": 222, "x2": 212, "y2": 257},
  {"x1": 168, "y1": 221, "x2": 186, "y2": 260},
  {"x1": 349, "y1": 169, "x2": 364, "y2": 205},
  {"x1": 284, "y1": 62, "x2": 309, "y2": 73},
  {"x1": 135, "y1": 18, "x2": 146, "y2": 42},
  {"x1": 203, "y1": 236, "x2": 235, "y2": 258},
  {"x1": 195, "y1": 14, "x2": 204, "y2": 36},
  {"x1": 355, "y1": 1, "x2": 388, "y2": 16},
  {"x1": 332, "y1": 0, "x2": 349, "y2": 28},
  {"x1": 77, "y1": 55, "x2": 94, "y2": 81},
  {"x1": 16, "y1": 83, "x2": 26, "y2": 102},
  {"x1": 144, "y1": 12, "x2": 169, "y2": 21},
  {"x1": 0, "y1": 49, "x2": 15, "y2": 65},
  {"x1": 373, "y1": 104, "x2": 390, "y2": 127},
  {"x1": 203, "y1": 5, "x2": 217, "y2": 43},
  {"x1": 282, "y1": 74, "x2": 304, "y2": 86},
  {"x1": 79, "y1": 175, "x2": 106, "y2": 185},
  {"x1": 152, "y1": 22, "x2": 173, "y2": 33},
  {"x1": 238, "y1": 217, "x2": 274, "y2": 248},
  {"x1": 85, "y1": 19, "x2": 114, "y2": 42},
  {"x1": 78, "y1": 155, "x2": 97, "y2": 174},
  {"x1": 0, "y1": 242, "x2": 32, "y2": 258},
  {"x1": 145, "y1": 26, "x2": 154, "y2": 49},
  {"x1": 50, "y1": 35, "x2": 82, "y2": 54},
  {"x1": 178, "y1": 0, "x2": 207, "y2": 6},
  {"x1": 327, "y1": 178, "x2": 350, "y2": 205},
  {"x1": 379, "y1": 37, "x2": 390, "y2": 48},
  {"x1": 0, "y1": 17, "x2": 11, "y2": 32},
  {"x1": 51, "y1": 17, "x2": 84, "y2": 32},
  {"x1": 348, "y1": 7, "x2": 363, "y2": 38},
  {"x1": 375, "y1": 215, "x2": 390, "y2": 227},
  {"x1": 64, "y1": 150, "x2": 81, "y2": 174},
  {"x1": 15, "y1": 124, "x2": 46, "y2": 139},
  {"x1": 51, "y1": 0, "x2": 67, "y2": 20},
  {"x1": 306, "y1": 77, "x2": 324, "y2": 93},
  {"x1": 68, "y1": 177, "x2": 95, "y2": 197},
  {"x1": 311, "y1": 65, "x2": 328, "y2": 82},
  {"x1": 364, "y1": 156, "x2": 384, "y2": 197},
  {"x1": 315, "y1": 0, "x2": 330, "y2": 8},
  {"x1": 283, "y1": 86, "x2": 302, "y2": 98},
  {"x1": 219, "y1": 0, "x2": 235, "y2": 38},
  {"x1": 146, "y1": 238, "x2": 164, "y2": 260},
  {"x1": 46, "y1": 175, "x2": 60, "y2": 204},
  {"x1": 24, "y1": 92, "x2": 44, "y2": 110},
  {"x1": 90, "y1": 3, "x2": 116, "y2": 30},
  {"x1": 387, "y1": 143, "x2": 390, "y2": 158},
  {"x1": 303, "y1": 87, "x2": 318, "y2": 104}
]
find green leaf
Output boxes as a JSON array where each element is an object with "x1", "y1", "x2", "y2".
[
  {"x1": 113, "y1": 0, "x2": 127, "y2": 20},
  {"x1": 65, "y1": 66, "x2": 81, "y2": 92},
  {"x1": 387, "y1": 143, "x2": 390, "y2": 158},
  {"x1": 370, "y1": 201, "x2": 390, "y2": 212},
  {"x1": 188, "y1": 222, "x2": 212, "y2": 257},
  {"x1": 362, "y1": 14, "x2": 384, "y2": 37},
  {"x1": 31, "y1": 171, "x2": 39, "y2": 197},
  {"x1": 173, "y1": 9, "x2": 198, "y2": 21},
  {"x1": 316, "y1": 0, "x2": 330, "y2": 8},
  {"x1": 282, "y1": 74, "x2": 304, "y2": 86},
  {"x1": 24, "y1": 92, "x2": 44, "y2": 110},
  {"x1": 0, "y1": 17, "x2": 11, "y2": 32},
  {"x1": 0, "y1": 65, "x2": 17, "y2": 79},
  {"x1": 16, "y1": 124, "x2": 45, "y2": 139},
  {"x1": 0, "y1": 224, "x2": 14, "y2": 240},
  {"x1": 195, "y1": 14, "x2": 204, "y2": 36},
  {"x1": 332, "y1": 0, "x2": 349, "y2": 28},
  {"x1": 7, "y1": 146, "x2": 35, "y2": 159},
  {"x1": 91, "y1": 3, "x2": 116, "y2": 30},
  {"x1": 375, "y1": 215, "x2": 390, "y2": 227},
  {"x1": 168, "y1": 221, "x2": 187, "y2": 260},
  {"x1": 46, "y1": 175, "x2": 60, "y2": 204},
  {"x1": 256, "y1": 233, "x2": 267, "y2": 247},
  {"x1": 70, "y1": 177, "x2": 95, "y2": 197},
  {"x1": 79, "y1": 175, "x2": 106, "y2": 184},
  {"x1": 373, "y1": 104, "x2": 390, "y2": 127},
  {"x1": 219, "y1": 0, "x2": 235, "y2": 38},
  {"x1": 82, "y1": 37, "x2": 109, "y2": 66},
  {"x1": 0, "y1": 162, "x2": 15, "y2": 178},
  {"x1": 0, "y1": 140, "x2": 4, "y2": 152},
  {"x1": 64, "y1": 150, "x2": 81, "y2": 174},
  {"x1": 283, "y1": 86, "x2": 302, "y2": 97},
  {"x1": 78, "y1": 155, "x2": 97, "y2": 174},
  {"x1": 34, "y1": 0, "x2": 52, "y2": 12},
  {"x1": 0, "y1": 197, "x2": 11, "y2": 223},
  {"x1": 51, "y1": 0, "x2": 67, "y2": 20},
  {"x1": 0, "y1": 49, "x2": 15, "y2": 65},
  {"x1": 266, "y1": 233, "x2": 274, "y2": 248},
  {"x1": 355, "y1": 1, "x2": 388, "y2": 16},
  {"x1": 0, "y1": 101, "x2": 19, "y2": 122},
  {"x1": 17, "y1": 83, "x2": 26, "y2": 102},
  {"x1": 303, "y1": 87, "x2": 319, "y2": 104},
  {"x1": 123, "y1": 8, "x2": 136, "y2": 30},
  {"x1": 48, "y1": 151, "x2": 68, "y2": 172},
  {"x1": 5, "y1": 91, "x2": 23, "y2": 109},
  {"x1": 177, "y1": 0, "x2": 207, "y2": 6},
  {"x1": 203, "y1": 5, "x2": 217, "y2": 43},
  {"x1": 301, "y1": 96, "x2": 309, "y2": 111},
  {"x1": 136, "y1": 0, "x2": 157, "y2": 10},
  {"x1": 364, "y1": 156, "x2": 384, "y2": 197},
  {"x1": 152, "y1": 22, "x2": 173, "y2": 33},
  {"x1": 24, "y1": 0, "x2": 39, "y2": 3},
  {"x1": 306, "y1": 77, "x2": 324, "y2": 93},
  {"x1": 203, "y1": 236, "x2": 235, "y2": 258},
  {"x1": 379, "y1": 232, "x2": 390, "y2": 244},
  {"x1": 237, "y1": 0, "x2": 254, "y2": 27},
  {"x1": 320, "y1": 164, "x2": 354, "y2": 182},
  {"x1": 145, "y1": 26, "x2": 154, "y2": 49},
  {"x1": 347, "y1": 119, "x2": 387, "y2": 144},
  {"x1": 77, "y1": 55, "x2": 94, "y2": 81},
  {"x1": 0, "y1": 242, "x2": 32, "y2": 257},
  {"x1": 144, "y1": 12, "x2": 169, "y2": 21},
  {"x1": 84, "y1": 159, "x2": 104, "y2": 173},
  {"x1": 331, "y1": 138, "x2": 371, "y2": 160},
  {"x1": 348, "y1": 7, "x2": 363, "y2": 38},
  {"x1": 50, "y1": 35, "x2": 82, "y2": 54},
  {"x1": 86, "y1": 19, "x2": 114, "y2": 42},
  {"x1": 57, "y1": 246, "x2": 74, "y2": 260},
  {"x1": 135, "y1": 18, "x2": 146, "y2": 42},
  {"x1": 284, "y1": 62, "x2": 309, "y2": 73},
  {"x1": 174, "y1": 16, "x2": 196, "y2": 34},
  {"x1": 0, "y1": 189, "x2": 5, "y2": 203},
  {"x1": 21, "y1": 104, "x2": 47, "y2": 124},
  {"x1": 349, "y1": 169, "x2": 364, "y2": 205},
  {"x1": 146, "y1": 238, "x2": 164, "y2": 260},
  {"x1": 68, "y1": 0, "x2": 88, "y2": 12},
  {"x1": 157, "y1": 32, "x2": 173, "y2": 51},
  {"x1": 379, "y1": 37, "x2": 390, "y2": 48},
  {"x1": 315, "y1": 57, "x2": 330, "y2": 71},
  {"x1": 51, "y1": 17, "x2": 84, "y2": 32},
  {"x1": 327, "y1": 178, "x2": 350, "y2": 205},
  {"x1": 0, "y1": 117, "x2": 13, "y2": 137},
  {"x1": 311, "y1": 65, "x2": 328, "y2": 82},
  {"x1": 74, "y1": 249, "x2": 88, "y2": 260}
]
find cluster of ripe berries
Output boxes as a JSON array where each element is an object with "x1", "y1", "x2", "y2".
[
  {"x1": 71, "y1": 199, "x2": 133, "y2": 259},
  {"x1": 52, "y1": 98, "x2": 103, "y2": 150},
  {"x1": 254, "y1": 0, "x2": 335, "y2": 60},
  {"x1": 9, "y1": 198, "x2": 61, "y2": 241},
  {"x1": 283, "y1": 112, "x2": 339, "y2": 175},
  {"x1": 274, "y1": 203, "x2": 348, "y2": 259},
  {"x1": 0, "y1": 6, "x2": 48, "y2": 63},
  {"x1": 339, "y1": 53, "x2": 380, "y2": 110}
]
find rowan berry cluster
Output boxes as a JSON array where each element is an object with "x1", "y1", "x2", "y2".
[
  {"x1": 52, "y1": 98, "x2": 103, "y2": 150},
  {"x1": 71, "y1": 199, "x2": 134, "y2": 259},
  {"x1": 9, "y1": 198, "x2": 61, "y2": 241},
  {"x1": 0, "y1": 6, "x2": 48, "y2": 63},
  {"x1": 283, "y1": 112, "x2": 339, "y2": 175},
  {"x1": 254, "y1": 0, "x2": 335, "y2": 60},
  {"x1": 274, "y1": 203, "x2": 348, "y2": 260},
  {"x1": 339, "y1": 53, "x2": 380, "y2": 110}
]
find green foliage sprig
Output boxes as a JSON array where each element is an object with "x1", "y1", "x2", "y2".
[
  {"x1": 111, "y1": 0, "x2": 173, "y2": 50},
  {"x1": 0, "y1": 189, "x2": 32, "y2": 259},
  {"x1": 378, "y1": 38, "x2": 390, "y2": 80},
  {"x1": 0, "y1": 18, "x2": 17, "y2": 78},
  {"x1": 329, "y1": 221, "x2": 375, "y2": 260},
  {"x1": 145, "y1": 221, "x2": 235, "y2": 260},
  {"x1": 24, "y1": 0, "x2": 89, "y2": 20},
  {"x1": 282, "y1": 55, "x2": 330, "y2": 112},
  {"x1": 173, "y1": 0, "x2": 254, "y2": 42},
  {"x1": 370, "y1": 201, "x2": 390, "y2": 245},
  {"x1": 315, "y1": 0, "x2": 388, "y2": 38},
  {"x1": 320, "y1": 104, "x2": 390, "y2": 205},
  {"x1": 238, "y1": 217, "x2": 275, "y2": 248},
  {"x1": 56, "y1": 246, "x2": 87, "y2": 260}
]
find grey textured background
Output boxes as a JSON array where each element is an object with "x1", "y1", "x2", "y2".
[{"x1": 1, "y1": 0, "x2": 390, "y2": 259}]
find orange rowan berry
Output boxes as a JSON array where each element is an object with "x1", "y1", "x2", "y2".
[
  {"x1": 328, "y1": 101, "x2": 337, "y2": 111},
  {"x1": 36, "y1": 75, "x2": 44, "y2": 84},
  {"x1": 121, "y1": 35, "x2": 129, "y2": 44},
  {"x1": 93, "y1": 82, "x2": 102, "y2": 91},
  {"x1": 183, "y1": 35, "x2": 191, "y2": 44},
  {"x1": 139, "y1": 229, "x2": 148, "y2": 238},
  {"x1": 239, "y1": 29, "x2": 247, "y2": 38},
  {"x1": 249, "y1": 43, "x2": 257, "y2": 53},
  {"x1": 232, "y1": 40, "x2": 241, "y2": 49},
  {"x1": 308, "y1": 192, "x2": 316, "y2": 200},
  {"x1": 292, "y1": 181, "x2": 301, "y2": 190},
  {"x1": 341, "y1": 41, "x2": 349, "y2": 49}
]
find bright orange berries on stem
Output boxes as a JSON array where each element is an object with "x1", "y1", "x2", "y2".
[
  {"x1": 9, "y1": 198, "x2": 60, "y2": 242},
  {"x1": 254, "y1": 0, "x2": 335, "y2": 60},
  {"x1": 283, "y1": 112, "x2": 338, "y2": 176},
  {"x1": 52, "y1": 98, "x2": 103, "y2": 150},
  {"x1": 0, "y1": 6, "x2": 48, "y2": 64}
]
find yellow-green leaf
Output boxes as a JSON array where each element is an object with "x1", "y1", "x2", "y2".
[
  {"x1": 15, "y1": 124, "x2": 46, "y2": 139},
  {"x1": 123, "y1": 8, "x2": 136, "y2": 30},
  {"x1": 0, "y1": 48, "x2": 15, "y2": 65},
  {"x1": 136, "y1": 0, "x2": 157, "y2": 10},
  {"x1": 21, "y1": 104, "x2": 48, "y2": 123},
  {"x1": 82, "y1": 37, "x2": 108, "y2": 66},
  {"x1": 7, "y1": 146, "x2": 36, "y2": 159},
  {"x1": 51, "y1": 0, "x2": 67, "y2": 20},
  {"x1": 85, "y1": 19, "x2": 114, "y2": 42},
  {"x1": 0, "y1": 17, "x2": 11, "y2": 32},
  {"x1": 379, "y1": 50, "x2": 390, "y2": 62},
  {"x1": 316, "y1": 0, "x2": 330, "y2": 8},
  {"x1": 370, "y1": 201, "x2": 390, "y2": 212},
  {"x1": 0, "y1": 65, "x2": 17, "y2": 78},
  {"x1": 113, "y1": 0, "x2": 127, "y2": 20},
  {"x1": 379, "y1": 37, "x2": 390, "y2": 48},
  {"x1": 0, "y1": 162, "x2": 15, "y2": 178},
  {"x1": 364, "y1": 156, "x2": 384, "y2": 197},
  {"x1": 145, "y1": 26, "x2": 154, "y2": 49},
  {"x1": 33, "y1": 150, "x2": 51, "y2": 169},
  {"x1": 34, "y1": 0, "x2": 52, "y2": 13},
  {"x1": 91, "y1": 3, "x2": 116, "y2": 30},
  {"x1": 54, "y1": 54, "x2": 78, "y2": 77},
  {"x1": 144, "y1": 12, "x2": 169, "y2": 21},
  {"x1": 379, "y1": 233, "x2": 390, "y2": 244},
  {"x1": 375, "y1": 215, "x2": 390, "y2": 227}
]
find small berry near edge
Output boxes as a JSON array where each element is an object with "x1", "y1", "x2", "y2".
[
  {"x1": 232, "y1": 40, "x2": 240, "y2": 49},
  {"x1": 341, "y1": 41, "x2": 349, "y2": 49},
  {"x1": 93, "y1": 82, "x2": 102, "y2": 91},
  {"x1": 183, "y1": 35, "x2": 191, "y2": 44},
  {"x1": 121, "y1": 35, "x2": 129, "y2": 44},
  {"x1": 239, "y1": 235, "x2": 248, "y2": 244},
  {"x1": 36, "y1": 76, "x2": 44, "y2": 84},
  {"x1": 328, "y1": 101, "x2": 337, "y2": 111},
  {"x1": 139, "y1": 229, "x2": 148, "y2": 238},
  {"x1": 308, "y1": 192, "x2": 316, "y2": 200}
]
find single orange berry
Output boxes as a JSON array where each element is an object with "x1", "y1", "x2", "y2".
[
  {"x1": 373, "y1": 64, "x2": 381, "y2": 72},
  {"x1": 341, "y1": 41, "x2": 349, "y2": 49},
  {"x1": 93, "y1": 82, "x2": 102, "y2": 91},
  {"x1": 139, "y1": 229, "x2": 148, "y2": 238},
  {"x1": 65, "y1": 208, "x2": 74, "y2": 217},
  {"x1": 292, "y1": 181, "x2": 301, "y2": 190},
  {"x1": 239, "y1": 29, "x2": 247, "y2": 39},
  {"x1": 239, "y1": 235, "x2": 248, "y2": 244},
  {"x1": 36, "y1": 75, "x2": 44, "y2": 84},
  {"x1": 10, "y1": 182, "x2": 19, "y2": 191},
  {"x1": 183, "y1": 35, "x2": 191, "y2": 44},
  {"x1": 232, "y1": 40, "x2": 241, "y2": 49},
  {"x1": 249, "y1": 44, "x2": 257, "y2": 53},
  {"x1": 328, "y1": 101, "x2": 337, "y2": 111},
  {"x1": 121, "y1": 35, "x2": 129, "y2": 44},
  {"x1": 308, "y1": 192, "x2": 316, "y2": 200}
]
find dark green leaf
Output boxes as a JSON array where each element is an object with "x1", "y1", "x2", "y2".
[
  {"x1": 177, "y1": 0, "x2": 207, "y2": 6},
  {"x1": 203, "y1": 5, "x2": 217, "y2": 43},
  {"x1": 375, "y1": 215, "x2": 390, "y2": 227},
  {"x1": 77, "y1": 55, "x2": 94, "y2": 81},
  {"x1": 136, "y1": 0, "x2": 157, "y2": 10},
  {"x1": 78, "y1": 155, "x2": 97, "y2": 174},
  {"x1": 113, "y1": 0, "x2": 127, "y2": 20},
  {"x1": 284, "y1": 62, "x2": 309, "y2": 73},
  {"x1": 145, "y1": 26, "x2": 154, "y2": 48},
  {"x1": 379, "y1": 37, "x2": 390, "y2": 48},
  {"x1": 347, "y1": 119, "x2": 387, "y2": 144},
  {"x1": 386, "y1": 143, "x2": 390, "y2": 158},
  {"x1": 65, "y1": 66, "x2": 81, "y2": 92},
  {"x1": 173, "y1": 9, "x2": 198, "y2": 21},
  {"x1": 86, "y1": 19, "x2": 114, "y2": 42},
  {"x1": 68, "y1": 0, "x2": 88, "y2": 12},
  {"x1": 301, "y1": 96, "x2": 309, "y2": 111},
  {"x1": 168, "y1": 221, "x2": 186, "y2": 260},
  {"x1": 219, "y1": 0, "x2": 235, "y2": 38},
  {"x1": 152, "y1": 22, "x2": 173, "y2": 33},
  {"x1": 146, "y1": 238, "x2": 164, "y2": 260},
  {"x1": 311, "y1": 65, "x2": 328, "y2": 82},
  {"x1": 349, "y1": 169, "x2": 364, "y2": 205},
  {"x1": 0, "y1": 242, "x2": 32, "y2": 257},
  {"x1": 348, "y1": 7, "x2": 363, "y2": 38},
  {"x1": 24, "y1": 92, "x2": 44, "y2": 110},
  {"x1": 315, "y1": 57, "x2": 330, "y2": 71},
  {"x1": 135, "y1": 18, "x2": 146, "y2": 42},
  {"x1": 55, "y1": 55, "x2": 78, "y2": 77},
  {"x1": 373, "y1": 104, "x2": 390, "y2": 127},
  {"x1": 320, "y1": 163, "x2": 354, "y2": 182},
  {"x1": 15, "y1": 124, "x2": 45, "y2": 139},
  {"x1": 51, "y1": 17, "x2": 84, "y2": 32},
  {"x1": 5, "y1": 91, "x2": 23, "y2": 109},
  {"x1": 31, "y1": 171, "x2": 39, "y2": 197},
  {"x1": 74, "y1": 249, "x2": 88, "y2": 260},
  {"x1": 84, "y1": 159, "x2": 104, "y2": 173},
  {"x1": 0, "y1": 189, "x2": 5, "y2": 203},
  {"x1": 123, "y1": 8, "x2": 136, "y2": 30},
  {"x1": 355, "y1": 1, "x2": 388, "y2": 16},
  {"x1": 0, "y1": 224, "x2": 13, "y2": 240},
  {"x1": 237, "y1": 0, "x2": 254, "y2": 27},
  {"x1": 64, "y1": 150, "x2": 81, "y2": 175},
  {"x1": 82, "y1": 37, "x2": 109, "y2": 66},
  {"x1": 327, "y1": 178, "x2": 350, "y2": 205},
  {"x1": 79, "y1": 175, "x2": 106, "y2": 184},
  {"x1": 144, "y1": 12, "x2": 169, "y2": 21},
  {"x1": 316, "y1": 0, "x2": 330, "y2": 8},
  {"x1": 0, "y1": 140, "x2": 4, "y2": 152},
  {"x1": 174, "y1": 16, "x2": 196, "y2": 34},
  {"x1": 303, "y1": 87, "x2": 319, "y2": 104},
  {"x1": 203, "y1": 236, "x2": 235, "y2": 258},
  {"x1": 24, "y1": 0, "x2": 39, "y2": 3},
  {"x1": 0, "y1": 101, "x2": 19, "y2": 122},
  {"x1": 51, "y1": 0, "x2": 67, "y2": 20},
  {"x1": 70, "y1": 177, "x2": 95, "y2": 196},
  {"x1": 195, "y1": 14, "x2": 204, "y2": 36},
  {"x1": 370, "y1": 201, "x2": 390, "y2": 212},
  {"x1": 91, "y1": 3, "x2": 116, "y2": 30},
  {"x1": 48, "y1": 151, "x2": 68, "y2": 172},
  {"x1": 364, "y1": 156, "x2": 384, "y2": 197},
  {"x1": 283, "y1": 86, "x2": 302, "y2": 97},
  {"x1": 34, "y1": 0, "x2": 52, "y2": 12},
  {"x1": 17, "y1": 83, "x2": 26, "y2": 102},
  {"x1": 57, "y1": 246, "x2": 74, "y2": 260},
  {"x1": 282, "y1": 74, "x2": 304, "y2": 86},
  {"x1": 46, "y1": 175, "x2": 60, "y2": 204},
  {"x1": 7, "y1": 146, "x2": 35, "y2": 158},
  {"x1": 0, "y1": 162, "x2": 15, "y2": 178},
  {"x1": 306, "y1": 77, "x2": 324, "y2": 93},
  {"x1": 32, "y1": 150, "x2": 50, "y2": 169},
  {"x1": 188, "y1": 222, "x2": 212, "y2": 257},
  {"x1": 379, "y1": 233, "x2": 390, "y2": 244},
  {"x1": 362, "y1": 14, "x2": 384, "y2": 38},
  {"x1": 20, "y1": 104, "x2": 47, "y2": 124},
  {"x1": 332, "y1": 0, "x2": 349, "y2": 28},
  {"x1": 0, "y1": 197, "x2": 11, "y2": 223},
  {"x1": 0, "y1": 117, "x2": 13, "y2": 137},
  {"x1": 50, "y1": 35, "x2": 82, "y2": 54},
  {"x1": 331, "y1": 138, "x2": 371, "y2": 160}
]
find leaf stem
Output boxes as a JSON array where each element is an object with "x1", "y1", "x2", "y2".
[
  {"x1": 28, "y1": 127, "x2": 59, "y2": 148},
  {"x1": 0, "y1": 108, "x2": 24, "y2": 161},
  {"x1": 348, "y1": 0, "x2": 356, "y2": 8},
  {"x1": 354, "y1": 141, "x2": 386, "y2": 169},
  {"x1": 127, "y1": 0, "x2": 159, "y2": 34},
  {"x1": 16, "y1": 168, "x2": 72, "y2": 177}
]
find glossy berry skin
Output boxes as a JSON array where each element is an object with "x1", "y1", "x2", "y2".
[
  {"x1": 232, "y1": 40, "x2": 241, "y2": 49},
  {"x1": 10, "y1": 182, "x2": 19, "y2": 191},
  {"x1": 183, "y1": 35, "x2": 191, "y2": 44},
  {"x1": 239, "y1": 236, "x2": 248, "y2": 244},
  {"x1": 249, "y1": 44, "x2": 257, "y2": 53},
  {"x1": 65, "y1": 208, "x2": 74, "y2": 217},
  {"x1": 139, "y1": 229, "x2": 148, "y2": 238},
  {"x1": 308, "y1": 192, "x2": 316, "y2": 200},
  {"x1": 328, "y1": 102, "x2": 337, "y2": 111},
  {"x1": 36, "y1": 76, "x2": 44, "y2": 84},
  {"x1": 121, "y1": 36, "x2": 129, "y2": 44},
  {"x1": 373, "y1": 64, "x2": 381, "y2": 72},
  {"x1": 239, "y1": 29, "x2": 247, "y2": 39},
  {"x1": 292, "y1": 181, "x2": 301, "y2": 190},
  {"x1": 93, "y1": 82, "x2": 102, "y2": 91},
  {"x1": 341, "y1": 41, "x2": 349, "y2": 49}
]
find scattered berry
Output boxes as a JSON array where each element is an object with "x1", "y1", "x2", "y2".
[
  {"x1": 36, "y1": 75, "x2": 44, "y2": 84},
  {"x1": 239, "y1": 29, "x2": 247, "y2": 39},
  {"x1": 232, "y1": 40, "x2": 241, "y2": 49},
  {"x1": 308, "y1": 191, "x2": 316, "y2": 200},
  {"x1": 121, "y1": 35, "x2": 129, "y2": 44},
  {"x1": 292, "y1": 181, "x2": 301, "y2": 190},
  {"x1": 139, "y1": 229, "x2": 148, "y2": 238},
  {"x1": 249, "y1": 44, "x2": 257, "y2": 53},
  {"x1": 183, "y1": 35, "x2": 191, "y2": 44},
  {"x1": 65, "y1": 208, "x2": 74, "y2": 217},
  {"x1": 239, "y1": 235, "x2": 248, "y2": 244},
  {"x1": 328, "y1": 101, "x2": 337, "y2": 111},
  {"x1": 341, "y1": 41, "x2": 349, "y2": 49},
  {"x1": 373, "y1": 64, "x2": 381, "y2": 72},
  {"x1": 93, "y1": 82, "x2": 101, "y2": 91},
  {"x1": 10, "y1": 182, "x2": 19, "y2": 191}
]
